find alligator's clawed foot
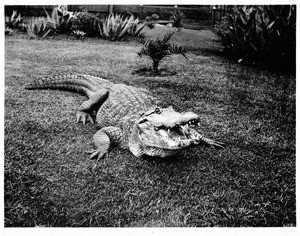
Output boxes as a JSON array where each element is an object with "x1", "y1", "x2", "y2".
[
  {"x1": 76, "y1": 111, "x2": 94, "y2": 124},
  {"x1": 212, "y1": 140, "x2": 226, "y2": 149},
  {"x1": 86, "y1": 149, "x2": 108, "y2": 160},
  {"x1": 206, "y1": 138, "x2": 226, "y2": 149}
]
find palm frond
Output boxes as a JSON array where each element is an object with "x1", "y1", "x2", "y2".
[
  {"x1": 167, "y1": 44, "x2": 187, "y2": 58},
  {"x1": 162, "y1": 31, "x2": 175, "y2": 44},
  {"x1": 131, "y1": 35, "x2": 150, "y2": 45}
]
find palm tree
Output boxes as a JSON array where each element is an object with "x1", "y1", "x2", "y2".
[{"x1": 136, "y1": 32, "x2": 187, "y2": 74}]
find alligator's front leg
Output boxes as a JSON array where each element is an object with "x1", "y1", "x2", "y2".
[
  {"x1": 90, "y1": 126, "x2": 125, "y2": 160},
  {"x1": 76, "y1": 89, "x2": 109, "y2": 124}
]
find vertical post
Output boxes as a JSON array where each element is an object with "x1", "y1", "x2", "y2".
[
  {"x1": 139, "y1": 5, "x2": 143, "y2": 19},
  {"x1": 108, "y1": 5, "x2": 113, "y2": 14},
  {"x1": 211, "y1": 6, "x2": 216, "y2": 27}
]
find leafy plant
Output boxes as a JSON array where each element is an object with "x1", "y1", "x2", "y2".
[
  {"x1": 44, "y1": 5, "x2": 75, "y2": 33},
  {"x1": 26, "y1": 17, "x2": 53, "y2": 39},
  {"x1": 145, "y1": 14, "x2": 159, "y2": 29},
  {"x1": 5, "y1": 27, "x2": 13, "y2": 36},
  {"x1": 71, "y1": 10, "x2": 100, "y2": 37},
  {"x1": 135, "y1": 32, "x2": 187, "y2": 74},
  {"x1": 5, "y1": 10, "x2": 24, "y2": 29},
  {"x1": 171, "y1": 11, "x2": 184, "y2": 30},
  {"x1": 26, "y1": 6, "x2": 75, "y2": 39},
  {"x1": 127, "y1": 17, "x2": 146, "y2": 39},
  {"x1": 98, "y1": 13, "x2": 145, "y2": 41},
  {"x1": 215, "y1": 5, "x2": 296, "y2": 71},
  {"x1": 72, "y1": 30, "x2": 86, "y2": 41}
]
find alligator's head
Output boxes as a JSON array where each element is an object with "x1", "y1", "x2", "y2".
[{"x1": 129, "y1": 106, "x2": 223, "y2": 157}]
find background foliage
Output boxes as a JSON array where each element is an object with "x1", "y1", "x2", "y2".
[
  {"x1": 70, "y1": 10, "x2": 101, "y2": 37},
  {"x1": 215, "y1": 5, "x2": 296, "y2": 72}
]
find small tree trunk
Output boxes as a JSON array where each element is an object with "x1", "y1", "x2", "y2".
[{"x1": 152, "y1": 60, "x2": 160, "y2": 74}]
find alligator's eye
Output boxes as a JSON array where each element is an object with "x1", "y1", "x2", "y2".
[{"x1": 155, "y1": 107, "x2": 161, "y2": 114}]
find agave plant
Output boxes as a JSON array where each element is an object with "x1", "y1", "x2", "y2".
[
  {"x1": 26, "y1": 17, "x2": 52, "y2": 39},
  {"x1": 5, "y1": 10, "x2": 24, "y2": 29},
  {"x1": 44, "y1": 5, "x2": 75, "y2": 33},
  {"x1": 136, "y1": 32, "x2": 187, "y2": 74},
  {"x1": 5, "y1": 27, "x2": 13, "y2": 36},
  {"x1": 171, "y1": 11, "x2": 184, "y2": 30},
  {"x1": 73, "y1": 30, "x2": 86, "y2": 41},
  {"x1": 98, "y1": 13, "x2": 145, "y2": 41}
]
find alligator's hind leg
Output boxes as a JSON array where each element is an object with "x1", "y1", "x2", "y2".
[{"x1": 76, "y1": 89, "x2": 109, "y2": 124}]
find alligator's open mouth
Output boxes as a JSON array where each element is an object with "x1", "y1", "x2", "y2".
[
  {"x1": 153, "y1": 119, "x2": 201, "y2": 146},
  {"x1": 137, "y1": 106, "x2": 202, "y2": 150}
]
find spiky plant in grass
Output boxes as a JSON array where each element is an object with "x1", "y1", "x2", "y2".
[
  {"x1": 44, "y1": 5, "x2": 75, "y2": 33},
  {"x1": 136, "y1": 32, "x2": 187, "y2": 74},
  {"x1": 98, "y1": 13, "x2": 145, "y2": 41},
  {"x1": 171, "y1": 11, "x2": 184, "y2": 30},
  {"x1": 72, "y1": 30, "x2": 86, "y2": 41},
  {"x1": 5, "y1": 10, "x2": 24, "y2": 29},
  {"x1": 27, "y1": 17, "x2": 53, "y2": 39},
  {"x1": 5, "y1": 27, "x2": 13, "y2": 36}
]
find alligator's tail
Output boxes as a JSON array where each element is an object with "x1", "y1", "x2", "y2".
[{"x1": 25, "y1": 74, "x2": 112, "y2": 98}]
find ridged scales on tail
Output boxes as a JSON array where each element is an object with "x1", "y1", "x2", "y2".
[{"x1": 26, "y1": 74, "x2": 225, "y2": 159}]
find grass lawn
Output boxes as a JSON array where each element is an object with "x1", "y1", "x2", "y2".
[{"x1": 4, "y1": 26, "x2": 296, "y2": 227}]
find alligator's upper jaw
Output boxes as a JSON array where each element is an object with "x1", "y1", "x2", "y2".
[{"x1": 137, "y1": 113, "x2": 202, "y2": 151}]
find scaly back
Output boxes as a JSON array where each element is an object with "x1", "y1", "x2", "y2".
[{"x1": 96, "y1": 83, "x2": 156, "y2": 127}]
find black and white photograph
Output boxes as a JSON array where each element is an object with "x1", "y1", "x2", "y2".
[{"x1": 2, "y1": 1, "x2": 297, "y2": 233}]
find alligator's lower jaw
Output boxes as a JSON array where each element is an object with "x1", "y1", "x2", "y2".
[
  {"x1": 155, "y1": 126, "x2": 200, "y2": 149},
  {"x1": 143, "y1": 147, "x2": 181, "y2": 157}
]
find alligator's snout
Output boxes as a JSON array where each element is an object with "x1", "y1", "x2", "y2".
[{"x1": 138, "y1": 106, "x2": 200, "y2": 129}]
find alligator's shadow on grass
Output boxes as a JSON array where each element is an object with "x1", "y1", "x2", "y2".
[
  {"x1": 132, "y1": 67, "x2": 177, "y2": 77},
  {"x1": 141, "y1": 153, "x2": 183, "y2": 164},
  {"x1": 138, "y1": 148, "x2": 205, "y2": 172}
]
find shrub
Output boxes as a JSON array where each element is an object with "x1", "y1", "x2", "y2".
[
  {"x1": 5, "y1": 10, "x2": 24, "y2": 29},
  {"x1": 71, "y1": 11, "x2": 100, "y2": 37},
  {"x1": 215, "y1": 5, "x2": 296, "y2": 71},
  {"x1": 145, "y1": 14, "x2": 159, "y2": 29},
  {"x1": 98, "y1": 13, "x2": 145, "y2": 41},
  {"x1": 135, "y1": 32, "x2": 187, "y2": 74},
  {"x1": 26, "y1": 17, "x2": 53, "y2": 39}
]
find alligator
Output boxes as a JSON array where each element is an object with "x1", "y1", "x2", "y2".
[{"x1": 26, "y1": 74, "x2": 225, "y2": 159}]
